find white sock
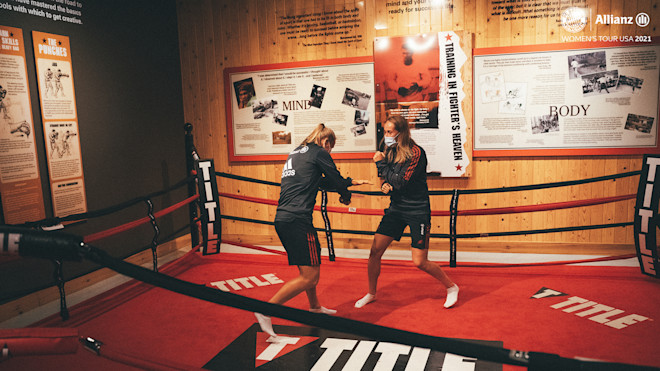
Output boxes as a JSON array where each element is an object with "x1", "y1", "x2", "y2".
[
  {"x1": 310, "y1": 306, "x2": 337, "y2": 315},
  {"x1": 266, "y1": 335, "x2": 296, "y2": 343},
  {"x1": 354, "y1": 293, "x2": 376, "y2": 308},
  {"x1": 444, "y1": 284, "x2": 459, "y2": 308},
  {"x1": 255, "y1": 312, "x2": 277, "y2": 337}
]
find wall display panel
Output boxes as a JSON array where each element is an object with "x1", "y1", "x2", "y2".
[
  {"x1": 374, "y1": 31, "x2": 472, "y2": 176},
  {"x1": 224, "y1": 57, "x2": 376, "y2": 162},
  {"x1": 0, "y1": 25, "x2": 46, "y2": 224},
  {"x1": 473, "y1": 42, "x2": 660, "y2": 157},
  {"x1": 32, "y1": 30, "x2": 87, "y2": 217}
]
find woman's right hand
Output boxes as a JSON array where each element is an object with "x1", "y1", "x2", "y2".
[
  {"x1": 373, "y1": 151, "x2": 385, "y2": 162},
  {"x1": 351, "y1": 179, "x2": 372, "y2": 186},
  {"x1": 381, "y1": 182, "x2": 393, "y2": 194}
]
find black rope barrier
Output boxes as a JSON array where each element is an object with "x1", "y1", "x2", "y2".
[
  {"x1": 19, "y1": 176, "x2": 194, "y2": 229},
  {"x1": 453, "y1": 170, "x2": 641, "y2": 195},
  {"x1": 457, "y1": 221, "x2": 634, "y2": 238},
  {"x1": 1, "y1": 177, "x2": 195, "y2": 314},
  {"x1": 216, "y1": 170, "x2": 641, "y2": 196},
  {"x1": 219, "y1": 215, "x2": 632, "y2": 244},
  {"x1": 216, "y1": 171, "x2": 281, "y2": 187},
  {"x1": 215, "y1": 169, "x2": 639, "y2": 267},
  {"x1": 68, "y1": 238, "x2": 654, "y2": 371}
]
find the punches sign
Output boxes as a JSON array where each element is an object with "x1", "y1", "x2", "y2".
[
  {"x1": 195, "y1": 159, "x2": 221, "y2": 255},
  {"x1": 634, "y1": 155, "x2": 660, "y2": 278}
]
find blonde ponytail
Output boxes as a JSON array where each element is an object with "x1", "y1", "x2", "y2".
[{"x1": 301, "y1": 123, "x2": 336, "y2": 148}]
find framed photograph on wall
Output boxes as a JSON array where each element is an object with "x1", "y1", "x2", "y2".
[
  {"x1": 224, "y1": 57, "x2": 376, "y2": 162},
  {"x1": 473, "y1": 42, "x2": 660, "y2": 157}
]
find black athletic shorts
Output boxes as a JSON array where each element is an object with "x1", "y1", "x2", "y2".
[
  {"x1": 274, "y1": 219, "x2": 321, "y2": 266},
  {"x1": 375, "y1": 209, "x2": 431, "y2": 249}
]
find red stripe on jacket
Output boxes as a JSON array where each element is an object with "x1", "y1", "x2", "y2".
[{"x1": 403, "y1": 145, "x2": 421, "y2": 181}]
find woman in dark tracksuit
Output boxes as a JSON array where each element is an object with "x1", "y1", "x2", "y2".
[
  {"x1": 354, "y1": 115, "x2": 459, "y2": 310},
  {"x1": 255, "y1": 123, "x2": 370, "y2": 341}
]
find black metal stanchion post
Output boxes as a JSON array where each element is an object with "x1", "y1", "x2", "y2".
[
  {"x1": 449, "y1": 189, "x2": 459, "y2": 268},
  {"x1": 184, "y1": 123, "x2": 199, "y2": 248}
]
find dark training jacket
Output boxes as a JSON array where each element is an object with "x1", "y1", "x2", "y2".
[
  {"x1": 276, "y1": 143, "x2": 352, "y2": 222},
  {"x1": 376, "y1": 143, "x2": 431, "y2": 215}
]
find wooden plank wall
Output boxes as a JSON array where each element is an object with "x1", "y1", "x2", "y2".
[{"x1": 176, "y1": 0, "x2": 658, "y2": 250}]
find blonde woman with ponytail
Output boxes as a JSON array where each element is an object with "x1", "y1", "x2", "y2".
[
  {"x1": 255, "y1": 123, "x2": 370, "y2": 342},
  {"x1": 355, "y1": 115, "x2": 459, "y2": 310}
]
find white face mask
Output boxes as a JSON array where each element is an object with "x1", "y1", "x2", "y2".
[{"x1": 384, "y1": 133, "x2": 399, "y2": 147}]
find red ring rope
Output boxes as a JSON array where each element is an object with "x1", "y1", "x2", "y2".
[
  {"x1": 218, "y1": 192, "x2": 635, "y2": 217},
  {"x1": 84, "y1": 195, "x2": 199, "y2": 243}
]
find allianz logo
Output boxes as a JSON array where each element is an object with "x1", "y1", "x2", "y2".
[{"x1": 595, "y1": 13, "x2": 650, "y2": 27}]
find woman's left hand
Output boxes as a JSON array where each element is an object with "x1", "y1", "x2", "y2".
[{"x1": 373, "y1": 151, "x2": 385, "y2": 162}]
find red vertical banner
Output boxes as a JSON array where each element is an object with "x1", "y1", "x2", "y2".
[
  {"x1": 373, "y1": 32, "x2": 472, "y2": 177},
  {"x1": 32, "y1": 31, "x2": 87, "y2": 217},
  {"x1": 0, "y1": 25, "x2": 46, "y2": 224}
]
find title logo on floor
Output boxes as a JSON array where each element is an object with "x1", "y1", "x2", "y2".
[
  {"x1": 532, "y1": 287, "x2": 650, "y2": 329},
  {"x1": 204, "y1": 324, "x2": 502, "y2": 370}
]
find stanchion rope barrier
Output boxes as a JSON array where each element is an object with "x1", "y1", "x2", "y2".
[
  {"x1": 216, "y1": 170, "x2": 641, "y2": 195},
  {"x1": 19, "y1": 176, "x2": 195, "y2": 229},
  {"x1": 219, "y1": 191, "x2": 636, "y2": 217},
  {"x1": 215, "y1": 170, "x2": 639, "y2": 266},
  {"x1": 1, "y1": 176, "x2": 198, "y2": 316}
]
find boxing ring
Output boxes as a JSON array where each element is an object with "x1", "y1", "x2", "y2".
[{"x1": 1, "y1": 129, "x2": 659, "y2": 370}]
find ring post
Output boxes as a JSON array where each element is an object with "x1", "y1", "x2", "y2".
[
  {"x1": 634, "y1": 154, "x2": 660, "y2": 279},
  {"x1": 184, "y1": 123, "x2": 199, "y2": 248},
  {"x1": 194, "y1": 159, "x2": 221, "y2": 255}
]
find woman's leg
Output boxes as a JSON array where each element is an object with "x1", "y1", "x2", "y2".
[
  {"x1": 305, "y1": 284, "x2": 337, "y2": 314},
  {"x1": 367, "y1": 233, "x2": 394, "y2": 294},
  {"x1": 269, "y1": 265, "x2": 320, "y2": 305},
  {"x1": 256, "y1": 265, "x2": 320, "y2": 339},
  {"x1": 306, "y1": 285, "x2": 320, "y2": 309},
  {"x1": 411, "y1": 248, "x2": 459, "y2": 308},
  {"x1": 355, "y1": 233, "x2": 394, "y2": 308},
  {"x1": 411, "y1": 248, "x2": 453, "y2": 287}
]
